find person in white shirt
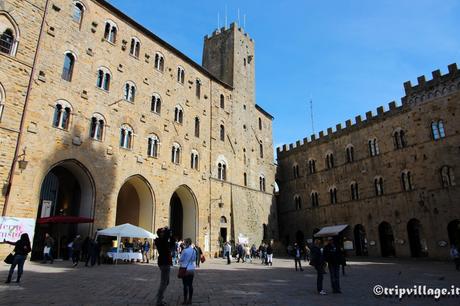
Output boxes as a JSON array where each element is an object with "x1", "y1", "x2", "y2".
[{"x1": 178, "y1": 238, "x2": 197, "y2": 305}]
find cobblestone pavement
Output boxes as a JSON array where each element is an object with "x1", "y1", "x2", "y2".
[{"x1": 0, "y1": 257, "x2": 459, "y2": 305}]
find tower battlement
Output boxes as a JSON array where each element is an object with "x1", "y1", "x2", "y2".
[
  {"x1": 277, "y1": 63, "x2": 460, "y2": 157},
  {"x1": 204, "y1": 22, "x2": 254, "y2": 42}
]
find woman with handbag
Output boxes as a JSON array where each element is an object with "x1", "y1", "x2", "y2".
[
  {"x1": 2, "y1": 233, "x2": 32, "y2": 283},
  {"x1": 178, "y1": 238, "x2": 197, "y2": 305}
]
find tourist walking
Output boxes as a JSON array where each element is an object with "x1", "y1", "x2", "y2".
[
  {"x1": 85, "y1": 237, "x2": 100, "y2": 267},
  {"x1": 72, "y1": 235, "x2": 83, "y2": 267},
  {"x1": 293, "y1": 243, "x2": 303, "y2": 271},
  {"x1": 2, "y1": 233, "x2": 32, "y2": 283},
  {"x1": 155, "y1": 227, "x2": 174, "y2": 306},
  {"x1": 324, "y1": 237, "x2": 342, "y2": 293},
  {"x1": 224, "y1": 241, "x2": 232, "y2": 264},
  {"x1": 310, "y1": 239, "x2": 327, "y2": 295},
  {"x1": 42, "y1": 233, "x2": 54, "y2": 264},
  {"x1": 179, "y1": 238, "x2": 197, "y2": 305},
  {"x1": 260, "y1": 243, "x2": 267, "y2": 264},
  {"x1": 266, "y1": 243, "x2": 273, "y2": 266},
  {"x1": 237, "y1": 243, "x2": 245, "y2": 263},
  {"x1": 194, "y1": 245, "x2": 202, "y2": 267},
  {"x1": 142, "y1": 238, "x2": 151, "y2": 263},
  {"x1": 450, "y1": 244, "x2": 460, "y2": 271}
]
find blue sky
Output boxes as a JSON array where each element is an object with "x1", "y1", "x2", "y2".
[{"x1": 109, "y1": 0, "x2": 460, "y2": 151}]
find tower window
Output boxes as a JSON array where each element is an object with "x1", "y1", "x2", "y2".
[
  {"x1": 147, "y1": 134, "x2": 160, "y2": 158},
  {"x1": 129, "y1": 37, "x2": 141, "y2": 58},
  {"x1": 190, "y1": 150, "x2": 199, "y2": 170},
  {"x1": 171, "y1": 143, "x2": 181, "y2": 164},
  {"x1": 120, "y1": 124, "x2": 133, "y2": 149},
  {"x1": 195, "y1": 79, "x2": 201, "y2": 98},
  {"x1": 89, "y1": 114, "x2": 105, "y2": 141},
  {"x1": 151, "y1": 93, "x2": 161, "y2": 114},
  {"x1": 218, "y1": 162, "x2": 227, "y2": 181},
  {"x1": 368, "y1": 138, "x2": 380, "y2": 157},
  {"x1": 220, "y1": 124, "x2": 225, "y2": 141},
  {"x1": 52, "y1": 101, "x2": 72, "y2": 130},
  {"x1": 96, "y1": 67, "x2": 111, "y2": 91},
  {"x1": 154, "y1": 52, "x2": 165, "y2": 71},
  {"x1": 329, "y1": 187, "x2": 337, "y2": 204},
  {"x1": 103, "y1": 21, "x2": 117, "y2": 43},
  {"x1": 174, "y1": 105, "x2": 184, "y2": 124},
  {"x1": 401, "y1": 171, "x2": 413, "y2": 191},
  {"x1": 374, "y1": 177, "x2": 384, "y2": 196},
  {"x1": 177, "y1": 66, "x2": 185, "y2": 84},
  {"x1": 123, "y1": 82, "x2": 136, "y2": 102},
  {"x1": 350, "y1": 182, "x2": 359, "y2": 200},
  {"x1": 259, "y1": 175, "x2": 266, "y2": 192},
  {"x1": 346, "y1": 145, "x2": 354, "y2": 163},
  {"x1": 311, "y1": 192, "x2": 319, "y2": 207},
  {"x1": 326, "y1": 152, "x2": 334, "y2": 169},
  {"x1": 441, "y1": 166, "x2": 455, "y2": 187},
  {"x1": 431, "y1": 120, "x2": 446, "y2": 140},
  {"x1": 73, "y1": 2, "x2": 85, "y2": 27},
  {"x1": 62, "y1": 52, "x2": 75, "y2": 82},
  {"x1": 308, "y1": 159, "x2": 316, "y2": 174},
  {"x1": 393, "y1": 129, "x2": 407, "y2": 149},
  {"x1": 220, "y1": 94, "x2": 225, "y2": 108},
  {"x1": 195, "y1": 117, "x2": 200, "y2": 138}
]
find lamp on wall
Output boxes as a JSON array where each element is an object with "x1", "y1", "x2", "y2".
[{"x1": 17, "y1": 147, "x2": 28, "y2": 170}]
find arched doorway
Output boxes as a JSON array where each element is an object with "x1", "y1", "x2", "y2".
[
  {"x1": 169, "y1": 185, "x2": 197, "y2": 242},
  {"x1": 448, "y1": 220, "x2": 460, "y2": 246},
  {"x1": 354, "y1": 224, "x2": 368, "y2": 256},
  {"x1": 116, "y1": 175, "x2": 154, "y2": 230},
  {"x1": 33, "y1": 160, "x2": 95, "y2": 260},
  {"x1": 407, "y1": 219, "x2": 428, "y2": 257},
  {"x1": 219, "y1": 216, "x2": 228, "y2": 243},
  {"x1": 295, "y1": 230, "x2": 305, "y2": 245},
  {"x1": 378, "y1": 222, "x2": 396, "y2": 257}
]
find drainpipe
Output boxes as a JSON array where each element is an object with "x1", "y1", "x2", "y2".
[
  {"x1": 2, "y1": 0, "x2": 50, "y2": 216},
  {"x1": 208, "y1": 80, "x2": 213, "y2": 255}
]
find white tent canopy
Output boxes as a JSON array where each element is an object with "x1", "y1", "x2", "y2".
[
  {"x1": 97, "y1": 223, "x2": 156, "y2": 239},
  {"x1": 314, "y1": 224, "x2": 349, "y2": 237}
]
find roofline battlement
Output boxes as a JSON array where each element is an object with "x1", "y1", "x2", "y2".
[
  {"x1": 277, "y1": 63, "x2": 460, "y2": 157},
  {"x1": 204, "y1": 22, "x2": 254, "y2": 42},
  {"x1": 403, "y1": 63, "x2": 458, "y2": 96}
]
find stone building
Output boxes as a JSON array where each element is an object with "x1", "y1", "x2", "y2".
[
  {"x1": 277, "y1": 64, "x2": 460, "y2": 259},
  {"x1": 0, "y1": 0, "x2": 277, "y2": 258}
]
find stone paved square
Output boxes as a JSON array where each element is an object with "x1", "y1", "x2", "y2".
[{"x1": 1, "y1": 257, "x2": 459, "y2": 305}]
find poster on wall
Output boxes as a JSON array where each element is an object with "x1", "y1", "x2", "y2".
[
  {"x1": 0, "y1": 217, "x2": 35, "y2": 243},
  {"x1": 41, "y1": 200, "x2": 52, "y2": 218}
]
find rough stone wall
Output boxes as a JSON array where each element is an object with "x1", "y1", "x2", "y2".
[
  {"x1": 1, "y1": 0, "x2": 276, "y2": 256},
  {"x1": 277, "y1": 66, "x2": 460, "y2": 259},
  {"x1": 0, "y1": 0, "x2": 44, "y2": 214}
]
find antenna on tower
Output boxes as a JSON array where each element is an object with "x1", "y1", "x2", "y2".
[
  {"x1": 243, "y1": 14, "x2": 246, "y2": 28},
  {"x1": 225, "y1": 5, "x2": 228, "y2": 29},
  {"x1": 309, "y1": 95, "x2": 315, "y2": 135},
  {"x1": 217, "y1": 12, "x2": 220, "y2": 30},
  {"x1": 238, "y1": 8, "x2": 240, "y2": 25}
]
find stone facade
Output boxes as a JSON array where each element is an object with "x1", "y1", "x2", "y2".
[
  {"x1": 0, "y1": 0, "x2": 277, "y2": 257},
  {"x1": 277, "y1": 64, "x2": 460, "y2": 259}
]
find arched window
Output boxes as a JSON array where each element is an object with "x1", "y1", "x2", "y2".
[
  {"x1": 195, "y1": 79, "x2": 201, "y2": 98},
  {"x1": 350, "y1": 182, "x2": 359, "y2": 200},
  {"x1": 346, "y1": 145, "x2": 354, "y2": 163},
  {"x1": 52, "y1": 100, "x2": 72, "y2": 130},
  {"x1": 104, "y1": 20, "x2": 117, "y2": 43},
  {"x1": 432, "y1": 120, "x2": 446, "y2": 140},
  {"x1": 329, "y1": 187, "x2": 337, "y2": 204},
  {"x1": 73, "y1": 2, "x2": 85, "y2": 26},
  {"x1": 243, "y1": 172, "x2": 247, "y2": 186},
  {"x1": 259, "y1": 175, "x2": 266, "y2": 192},
  {"x1": 393, "y1": 129, "x2": 407, "y2": 149},
  {"x1": 0, "y1": 83, "x2": 4, "y2": 122},
  {"x1": 311, "y1": 192, "x2": 319, "y2": 207},
  {"x1": 401, "y1": 170, "x2": 413, "y2": 191},
  {"x1": 129, "y1": 37, "x2": 141, "y2": 58},
  {"x1": 62, "y1": 52, "x2": 75, "y2": 81},
  {"x1": 120, "y1": 124, "x2": 133, "y2": 149},
  {"x1": 441, "y1": 166, "x2": 455, "y2": 187},
  {"x1": 147, "y1": 134, "x2": 159, "y2": 158},
  {"x1": 258, "y1": 117, "x2": 262, "y2": 130},
  {"x1": 308, "y1": 159, "x2": 316, "y2": 174},
  {"x1": 217, "y1": 161, "x2": 227, "y2": 181},
  {"x1": 177, "y1": 66, "x2": 185, "y2": 84},
  {"x1": 294, "y1": 195, "x2": 301, "y2": 210},
  {"x1": 220, "y1": 216, "x2": 227, "y2": 224},
  {"x1": 293, "y1": 163, "x2": 300, "y2": 179},
  {"x1": 171, "y1": 142, "x2": 181, "y2": 164},
  {"x1": 154, "y1": 52, "x2": 165, "y2": 72},
  {"x1": 326, "y1": 152, "x2": 334, "y2": 169},
  {"x1": 174, "y1": 105, "x2": 183, "y2": 123},
  {"x1": 123, "y1": 81, "x2": 136, "y2": 102},
  {"x1": 368, "y1": 138, "x2": 380, "y2": 157},
  {"x1": 194, "y1": 117, "x2": 200, "y2": 138},
  {"x1": 151, "y1": 93, "x2": 161, "y2": 114},
  {"x1": 220, "y1": 124, "x2": 225, "y2": 141},
  {"x1": 96, "y1": 67, "x2": 111, "y2": 91},
  {"x1": 89, "y1": 113, "x2": 105, "y2": 141},
  {"x1": 190, "y1": 150, "x2": 199, "y2": 170},
  {"x1": 0, "y1": 12, "x2": 19, "y2": 56},
  {"x1": 220, "y1": 94, "x2": 225, "y2": 108},
  {"x1": 374, "y1": 177, "x2": 384, "y2": 196},
  {"x1": 260, "y1": 142, "x2": 264, "y2": 158}
]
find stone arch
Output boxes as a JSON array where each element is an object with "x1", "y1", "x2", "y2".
[
  {"x1": 169, "y1": 185, "x2": 198, "y2": 243},
  {"x1": 353, "y1": 224, "x2": 368, "y2": 256},
  {"x1": 407, "y1": 218, "x2": 428, "y2": 257},
  {"x1": 33, "y1": 159, "x2": 96, "y2": 260},
  {"x1": 116, "y1": 174, "x2": 155, "y2": 232},
  {"x1": 378, "y1": 221, "x2": 395, "y2": 257}
]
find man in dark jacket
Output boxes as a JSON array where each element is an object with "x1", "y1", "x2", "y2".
[
  {"x1": 293, "y1": 243, "x2": 303, "y2": 271},
  {"x1": 310, "y1": 239, "x2": 326, "y2": 295},
  {"x1": 323, "y1": 237, "x2": 342, "y2": 293},
  {"x1": 155, "y1": 227, "x2": 174, "y2": 306}
]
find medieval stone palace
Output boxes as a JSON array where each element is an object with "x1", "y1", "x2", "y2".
[
  {"x1": 277, "y1": 64, "x2": 460, "y2": 259},
  {"x1": 0, "y1": 0, "x2": 277, "y2": 258}
]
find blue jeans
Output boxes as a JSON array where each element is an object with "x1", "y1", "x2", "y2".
[{"x1": 8, "y1": 254, "x2": 26, "y2": 280}]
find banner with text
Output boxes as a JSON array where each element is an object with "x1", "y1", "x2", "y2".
[{"x1": 0, "y1": 217, "x2": 35, "y2": 243}]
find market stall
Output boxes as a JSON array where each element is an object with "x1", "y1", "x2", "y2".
[{"x1": 96, "y1": 223, "x2": 156, "y2": 264}]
